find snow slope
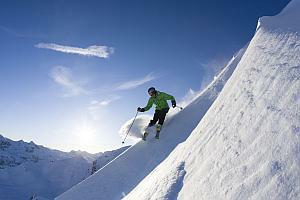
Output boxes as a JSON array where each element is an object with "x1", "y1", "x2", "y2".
[
  {"x1": 0, "y1": 135, "x2": 129, "y2": 200},
  {"x1": 58, "y1": 1, "x2": 299, "y2": 199},
  {"x1": 56, "y1": 36, "x2": 247, "y2": 200},
  {"x1": 124, "y1": 1, "x2": 300, "y2": 199}
]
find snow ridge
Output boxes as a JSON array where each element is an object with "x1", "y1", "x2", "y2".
[
  {"x1": 58, "y1": 1, "x2": 299, "y2": 199},
  {"x1": 56, "y1": 36, "x2": 246, "y2": 200},
  {"x1": 124, "y1": 1, "x2": 300, "y2": 199}
]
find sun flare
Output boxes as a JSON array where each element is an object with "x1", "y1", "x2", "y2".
[{"x1": 74, "y1": 121, "x2": 96, "y2": 148}]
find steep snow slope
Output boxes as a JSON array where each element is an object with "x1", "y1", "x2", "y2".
[
  {"x1": 124, "y1": 1, "x2": 300, "y2": 200},
  {"x1": 0, "y1": 135, "x2": 129, "y2": 200},
  {"x1": 56, "y1": 40, "x2": 247, "y2": 199}
]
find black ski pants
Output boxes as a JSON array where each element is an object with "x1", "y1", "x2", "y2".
[{"x1": 148, "y1": 108, "x2": 169, "y2": 126}]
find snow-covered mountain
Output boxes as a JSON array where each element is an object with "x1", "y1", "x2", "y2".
[
  {"x1": 56, "y1": 1, "x2": 300, "y2": 199},
  {"x1": 55, "y1": 18, "x2": 248, "y2": 200},
  {"x1": 56, "y1": 46, "x2": 246, "y2": 200},
  {"x1": 0, "y1": 134, "x2": 129, "y2": 200},
  {"x1": 0, "y1": 134, "x2": 72, "y2": 169},
  {"x1": 124, "y1": 1, "x2": 300, "y2": 199}
]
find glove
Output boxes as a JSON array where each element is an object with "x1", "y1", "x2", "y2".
[
  {"x1": 137, "y1": 107, "x2": 145, "y2": 112},
  {"x1": 171, "y1": 100, "x2": 176, "y2": 108}
]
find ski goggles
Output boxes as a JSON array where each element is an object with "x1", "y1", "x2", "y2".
[{"x1": 148, "y1": 91, "x2": 155, "y2": 96}]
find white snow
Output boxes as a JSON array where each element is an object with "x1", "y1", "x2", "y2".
[
  {"x1": 56, "y1": 34, "x2": 246, "y2": 200},
  {"x1": 0, "y1": 135, "x2": 129, "y2": 199},
  {"x1": 57, "y1": 0, "x2": 299, "y2": 199},
  {"x1": 124, "y1": 1, "x2": 300, "y2": 199},
  {"x1": 119, "y1": 115, "x2": 152, "y2": 140},
  {"x1": 257, "y1": 0, "x2": 300, "y2": 33}
]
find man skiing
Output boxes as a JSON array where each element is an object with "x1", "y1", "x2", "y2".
[{"x1": 137, "y1": 87, "x2": 176, "y2": 140}]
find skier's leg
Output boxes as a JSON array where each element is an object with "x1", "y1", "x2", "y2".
[
  {"x1": 148, "y1": 110, "x2": 159, "y2": 127},
  {"x1": 143, "y1": 111, "x2": 159, "y2": 140},
  {"x1": 156, "y1": 108, "x2": 169, "y2": 139},
  {"x1": 157, "y1": 108, "x2": 169, "y2": 127}
]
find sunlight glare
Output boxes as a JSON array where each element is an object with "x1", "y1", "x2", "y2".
[{"x1": 74, "y1": 120, "x2": 96, "y2": 149}]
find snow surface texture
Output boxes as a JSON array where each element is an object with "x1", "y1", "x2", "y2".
[
  {"x1": 57, "y1": 1, "x2": 299, "y2": 199},
  {"x1": 0, "y1": 135, "x2": 129, "y2": 200},
  {"x1": 56, "y1": 34, "x2": 246, "y2": 200},
  {"x1": 124, "y1": 1, "x2": 300, "y2": 200}
]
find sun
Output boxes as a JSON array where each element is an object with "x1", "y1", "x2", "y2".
[{"x1": 74, "y1": 120, "x2": 96, "y2": 149}]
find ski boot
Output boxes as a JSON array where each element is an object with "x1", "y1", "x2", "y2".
[
  {"x1": 155, "y1": 124, "x2": 162, "y2": 139},
  {"x1": 142, "y1": 132, "x2": 149, "y2": 141}
]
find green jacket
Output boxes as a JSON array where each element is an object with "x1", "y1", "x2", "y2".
[{"x1": 143, "y1": 91, "x2": 175, "y2": 111}]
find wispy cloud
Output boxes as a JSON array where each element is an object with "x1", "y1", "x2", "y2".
[
  {"x1": 0, "y1": 25, "x2": 26, "y2": 37},
  {"x1": 115, "y1": 73, "x2": 156, "y2": 90},
  {"x1": 35, "y1": 43, "x2": 114, "y2": 58},
  {"x1": 0, "y1": 25, "x2": 46, "y2": 38},
  {"x1": 88, "y1": 95, "x2": 121, "y2": 111},
  {"x1": 50, "y1": 66, "x2": 89, "y2": 97},
  {"x1": 88, "y1": 96, "x2": 121, "y2": 120}
]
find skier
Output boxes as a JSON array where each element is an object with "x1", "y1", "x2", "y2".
[{"x1": 137, "y1": 87, "x2": 176, "y2": 140}]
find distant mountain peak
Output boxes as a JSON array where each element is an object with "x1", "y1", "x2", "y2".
[{"x1": 0, "y1": 134, "x2": 130, "y2": 199}]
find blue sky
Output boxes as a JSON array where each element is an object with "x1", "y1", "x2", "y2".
[{"x1": 0, "y1": 0, "x2": 290, "y2": 153}]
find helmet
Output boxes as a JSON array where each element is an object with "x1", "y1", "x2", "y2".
[{"x1": 148, "y1": 87, "x2": 156, "y2": 94}]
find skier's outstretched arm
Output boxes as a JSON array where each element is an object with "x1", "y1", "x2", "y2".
[
  {"x1": 143, "y1": 98, "x2": 154, "y2": 111},
  {"x1": 137, "y1": 98, "x2": 154, "y2": 112}
]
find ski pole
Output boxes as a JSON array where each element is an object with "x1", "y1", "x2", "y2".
[{"x1": 122, "y1": 111, "x2": 139, "y2": 144}]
